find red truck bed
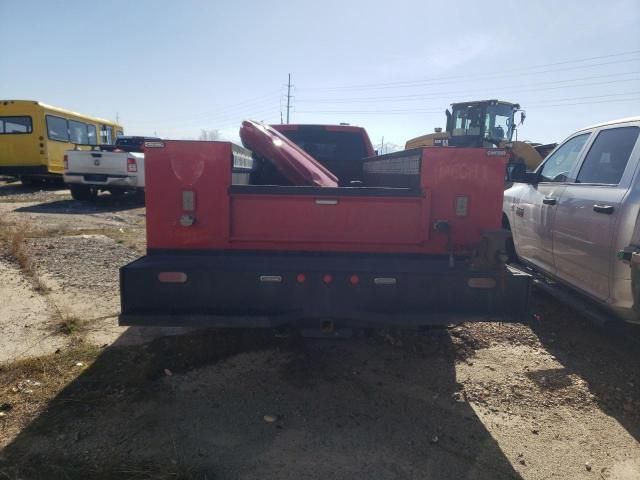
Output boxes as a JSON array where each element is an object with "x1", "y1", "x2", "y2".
[
  {"x1": 144, "y1": 141, "x2": 505, "y2": 254},
  {"x1": 119, "y1": 140, "x2": 530, "y2": 329}
]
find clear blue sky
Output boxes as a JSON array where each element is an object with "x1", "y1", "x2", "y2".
[{"x1": 2, "y1": 0, "x2": 639, "y2": 148}]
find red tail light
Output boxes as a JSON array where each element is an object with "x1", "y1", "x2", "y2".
[
  {"x1": 127, "y1": 157, "x2": 137, "y2": 173},
  {"x1": 158, "y1": 272, "x2": 188, "y2": 283},
  {"x1": 63, "y1": 154, "x2": 68, "y2": 170}
]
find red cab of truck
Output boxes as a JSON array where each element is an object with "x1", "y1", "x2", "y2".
[{"x1": 119, "y1": 124, "x2": 530, "y2": 330}]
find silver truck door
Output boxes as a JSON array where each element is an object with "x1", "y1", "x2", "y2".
[
  {"x1": 514, "y1": 133, "x2": 590, "y2": 275},
  {"x1": 553, "y1": 125, "x2": 640, "y2": 302}
]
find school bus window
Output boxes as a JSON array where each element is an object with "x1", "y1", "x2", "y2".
[
  {"x1": 100, "y1": 125, "x2": 113, "y2": 144},
  {"x1": 46, "y1": 115, "x2": 69, "y2": 142},
  {"x1": 87, "y1": 124, "x2": 97, "y2": 145},
  {"x1": 116, "y1": 130, "x2": 123, "y2": 138},
  {"x1": 69, "y1": 120, "x2": 89, "y2": 144},
  {"x1": 0, "y1": 116, "x2": 33, "y2": 135}
]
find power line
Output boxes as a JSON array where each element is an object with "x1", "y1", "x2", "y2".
[
  {"x1": 295, "y1": 94, "x2": 640, "y2": 115},
  {"x1": 297, "y1": 72, "x2": 640, "y2": 105},
  {"x1": 299, "y1": 50, "x2": 640, "y2": 92},
  {"x1": 302, "y1": 58, "x2": 640, "y2": 93},
  {"x1": 295, "y1": 78, "x2": 640, "y2": 112}
]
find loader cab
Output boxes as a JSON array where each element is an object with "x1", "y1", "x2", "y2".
[{"x1": 446, "y1": 100, "x2": 521, "y2": 148}]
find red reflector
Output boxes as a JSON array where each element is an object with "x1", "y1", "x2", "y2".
[
  {"x1": 158, "y1": 272, "x2": 188, "y2": 283},
  {"x1": 467, "y1": 277, "x2": 496, "y2": 289},
  {"x1": 296, "y1": 273, "x2": 306, "y2": 283},
  {"x1": 349, "y1": 274, "x2": 360, "y2": 285},
  {"x1": 127, "y1": 157, "x2": 137, "y2": 172},
  {"x1": 322, "y1": 274, "x2": 333, "y2": 284}
]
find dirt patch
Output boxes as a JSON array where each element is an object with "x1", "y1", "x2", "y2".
[{"x1": 0, "y1": 259, "x2": 65, "y2": 362}]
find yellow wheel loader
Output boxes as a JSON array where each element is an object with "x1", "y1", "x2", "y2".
[{"x1": 405, "y1": 100, "x2": 547, "y2": 171}]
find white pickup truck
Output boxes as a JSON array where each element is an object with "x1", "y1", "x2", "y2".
[
  {"x1": 503, "y1": 117, "x2": 640, "y2": 326},
  {"x1": 63, "y1": 136, "x2": 160, "y2": 201}
]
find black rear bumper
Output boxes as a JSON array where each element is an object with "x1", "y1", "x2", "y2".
[{"x1": 119, "y1": 251, "x2": 531, "y2": 328}]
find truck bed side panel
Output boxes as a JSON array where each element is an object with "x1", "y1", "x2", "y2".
[
  {"x1": 144, "y1": 142, "x2": 507, "y2": 255},
  {"x1": 229, "y1": 193, "x2": 428, "y2": 247}
]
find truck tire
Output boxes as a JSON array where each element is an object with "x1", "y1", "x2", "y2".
[
  {"x1": 20, "y1": 176, "x2": 34, "y2": 186},
  {"x1": 135, "y1": 189, "x2": 145, "y2": 204},
  {"x1": 70, "y1": 185, "x2": 97, "y2": 202},
  {"x1": 108, "y1": 188, "x2": 126, "y2": 199},
  {"x1": 502, "y1": 214, "x2": 518, "y2": 263}
]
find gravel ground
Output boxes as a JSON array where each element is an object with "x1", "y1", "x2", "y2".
[{"x1": 0, "y1": 179, "x2": 638, "y2": 480}]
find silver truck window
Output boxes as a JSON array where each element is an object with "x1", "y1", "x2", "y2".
[
  {"x1": 539, "y1": 133, "x2": 590, "y2": 183},
  {"x1": 576, "y1": 127, "x2": 640, "y2": 185}
]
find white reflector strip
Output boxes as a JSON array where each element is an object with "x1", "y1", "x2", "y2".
[
  {"x1": 260, "y1": 275, "x2": 282, "y2": 283},
  {"x1": 468, "y1": 277, "x2": 497, "y2": 289},
  {"x1": 182, "y1": 191, "x2": 195, "y2": 211},
  {"x1": 158, "y1": 272, "x2": 188, "y2": 283},
  {"x1": 315, "y1": 199, "x2": 338, "y2": 205},
  {"x1": 455, "y1": 196, "x2": 468, "y2": 217},
  {"x1": 374, "y1": 277, "x2": 397, "y2": 285}
]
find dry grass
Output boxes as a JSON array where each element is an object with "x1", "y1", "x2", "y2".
[
  {"x1": 0, "y1": 342, "x2": 101, "y2": 449},
  {"x1": 0, "y1": 216, "x2": 48, "y2": 293},
  {"x1": 51, "y1": 305, "x2": 86, "y2": 336}
]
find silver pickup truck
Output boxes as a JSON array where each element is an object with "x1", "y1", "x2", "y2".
[{"x1": 503, "y1": 117, "x2": 640, "y2": 325}]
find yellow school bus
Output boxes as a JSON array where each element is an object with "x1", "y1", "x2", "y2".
[{"x1": 0, "y1": 100, "x2": 123, "y2": 182}]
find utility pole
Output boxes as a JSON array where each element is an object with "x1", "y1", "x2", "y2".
[
  {"x1": 286, "y1": 73, "x2": 292, "y2": 124},
  {"x1": 381, "y1": 136, "x2": 384, "y2": 154},
  {"x1": 116, "y1": 112, "x2": 119, "y2": 124}
]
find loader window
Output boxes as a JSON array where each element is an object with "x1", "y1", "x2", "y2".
[
  {"x1": 452, "y1": 106, "x2": 483, "y2": 137},
  {"x1": 484, "y1": 104, "x2": 515, "y2": 144}
]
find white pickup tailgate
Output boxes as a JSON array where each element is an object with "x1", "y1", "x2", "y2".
[{"x1": 66, "y1": 150, "x2": 141, "y2": 176}]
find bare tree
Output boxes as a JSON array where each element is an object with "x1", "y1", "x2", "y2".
[
  {"x1": 375, "y1": 141, "x2": 403, "y2": 155},
  {"x1": 199, "y1": 129, "x2": 220, "y2": 141}
]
